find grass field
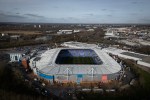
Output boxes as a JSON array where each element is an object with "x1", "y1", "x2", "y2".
[{"x1": 56, "y1": 57, "x2": 97, "y2": 64}]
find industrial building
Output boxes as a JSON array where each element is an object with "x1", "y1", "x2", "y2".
[
  {"x1": 29, "y1": 46, "x2": 121, "y2": 84},
  {"x1": 7, "y1": 51, "x2": 26, "y2": 62},
  {"x1": 57, "y1": 30, "x2": 73, "y2": 35}
]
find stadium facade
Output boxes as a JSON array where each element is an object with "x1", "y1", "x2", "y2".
[{"x1": 29, "y1": 44, "x2": 121, "y2": 84}]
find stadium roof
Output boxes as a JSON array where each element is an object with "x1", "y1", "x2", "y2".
[{"x1": 29, "y1": 48, "x2": 121, "y2": 75}]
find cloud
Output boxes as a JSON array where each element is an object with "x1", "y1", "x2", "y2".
[
  {"x1": 81, "y1": 13, "x2": 97, "y2": 19},
  {"x1": 101, "y1": 9, "x2": 115, "y2": 13},
  {"x1": 131, "y1": 1, "x2": 143, "y2": 5},
  {"x1": 101, "y1": 9, "x2": 107, "y2": 11},
  {"x1": 85, "y1": 13, "x2": 94, "y2": 16},
  {"x1": 68, "y1": 17, "x2": 74, "y2": 19},
  {"x1": 130, "y1": 13, "x2": 137, "y2": 15},
  {"x1": 131, "y1": 1, "x2": 138, "y2": 4},
  {"x1": 0, "y1": 11, "x2": 57, "y2": 23},
  {"x1": 24, "y1": 14, "x2": 45, "y2": 18},
  {"x1": 16, "y1": 13, "x2": 20, "y2": 14},
  {"x1": 0, "y1": 12, "x2": 26, "y2": 19},
  {"x1": 140, "y1": 18, "x2": 150, "y2": 23},
  {"x1": 53, "y1": 6, "x2": 59, "y2": 9},
  {"x1": 0, "y1": 12, "x2": 28, "y2": 22},
  {"x1": 13, "y1": 8, "x2": 19, "y2": 10},
  {"x1": 107, "y1": 15, "x2": 112, "y2": 17},
  {"x1": 130, "y1": 13, "x2": 140, "y2": 17},
  {"x1": 0, "y1": 10, "x2": 3, "y2": 13}
]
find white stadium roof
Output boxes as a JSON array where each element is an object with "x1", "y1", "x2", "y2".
[{"x1": 29, "y1": 47, "x2": 121, "y2": 75}]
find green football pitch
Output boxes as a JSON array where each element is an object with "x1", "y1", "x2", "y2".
[{"x1": 56, "y1": 57, "x2": 96, "y2": 64}]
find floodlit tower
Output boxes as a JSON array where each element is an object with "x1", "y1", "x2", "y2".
[
  {"x1": 64, "y1": 67, "x2": 72, "y2": 81},
  {"x1": 89, "y1": 67, "x2": 96, "y2": 81}
]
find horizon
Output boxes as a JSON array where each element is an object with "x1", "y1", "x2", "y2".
[
  {"x1": 0, "y1": 0, "x2": 150, "y2": 24},
  {"x1": 1, "y1": 22, "x2": 150, "y2": 25}
]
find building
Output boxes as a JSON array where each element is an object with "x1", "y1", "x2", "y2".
[
  {"x1": 7, "y1": 51, "x2": 26, "y2": 62},
  {"x1": 87, "y1": 29, "x2": 94, "y2": 32},
  {"x1": 104, "y1": 28, "x2": 120, "y2": 40},
  {"x1": 57, "y1": 30, "x2": 73, "y2": 35},
  {"x1": 35, "y1": 35, "x2": 52, "y2": 41},
  {"x1": 73, "y1": 30, "x2": 80, "y2": 33},
  {"x1": 0, "y1": 33, "x2": 10, "y2": 42},
  {"x1": 29, "y1": 47, "x2": 121, "y2": 84},
  {"x1": 61, "y1": 41, "x2": 98, "y2": 48},
  {"x1": 103, "y1": 47, "x2": 150, "y2": 68},
  {"x1": 105, "y1": 28, "x2": 117, "y2": 36},
  {"x1": 10, "y1": 35, "x2": 20, "y2": 40}
]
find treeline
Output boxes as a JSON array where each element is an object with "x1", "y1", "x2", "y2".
[
  {"x1": 0, "y1": 90, "x2": 49, "y2": 100},
  {"x1": 0, "y1": 61, "x2": 49, "y2": 100},
  {"x1": 0, "y1": 40, "x2": 45, "y2": 49},
  {"x1": 0, "y1": 27, "x2": 105, "y2": 49},
  {"x1": 135, "y1": 46, "x2": 150, "y2": 55},
  {"x1": 52, "y1": 28, "x2": 105, "y2": 43},
  {"x1": 123, "y1": 59, "x2": 150, "y2": 90}
]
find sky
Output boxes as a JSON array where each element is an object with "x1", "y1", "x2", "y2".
[{"x1": 0, "y1": 0, "x2": 150, "y2": 24}]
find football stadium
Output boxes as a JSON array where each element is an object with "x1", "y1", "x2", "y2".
[{"x1": 29, "y1": 46, "x2": 121, "y2": 84}]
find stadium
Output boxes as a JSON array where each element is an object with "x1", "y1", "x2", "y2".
[{"x1": 29, "y1": 45, "x2": 121, "y2": 84}]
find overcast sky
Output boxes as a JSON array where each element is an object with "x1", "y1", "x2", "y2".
[{"x1": 0, "y1": 0, "x2": 150, "y2": 23}]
